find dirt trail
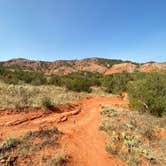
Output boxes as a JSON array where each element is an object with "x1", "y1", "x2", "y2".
[
  {"x1": 58, "y1": 97, "x2": 127, "y2": 166},
  {"x1": 0, "y1": 96, "x2": 128, "y2": 166}
]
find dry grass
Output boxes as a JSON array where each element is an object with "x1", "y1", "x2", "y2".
[
  {"x1": 0, "y1": 83, "x2": 88, "y2": 109},
  {"x1": 100, "y1": 106, "x2": 166, "y2": 166},
  {"x1": 0, "y1": 83, "x2": 116, "y2": 110}
]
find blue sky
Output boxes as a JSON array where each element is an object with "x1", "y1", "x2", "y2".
[{"x1": 0, "y1": 0, "x2": 166, "y2": 62}]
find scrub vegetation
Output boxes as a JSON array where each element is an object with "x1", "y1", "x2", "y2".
[
  {"x1": 0, "y1": 127, "x2": 67, "y2": 165},
  {"x1": 1, "y1": 66, "x2": 166, "y2": 116},
  {"x1": 100, "y1": 106, "x2": 166, "y2": 166}
]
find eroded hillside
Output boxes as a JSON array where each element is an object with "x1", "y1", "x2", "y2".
[{"x1": 1, "y1": 58, "x2": 165, "y2": 75}]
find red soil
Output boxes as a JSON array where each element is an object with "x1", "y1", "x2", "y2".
[
  {"x1": 58, "y1": 97, "x2": 128, "y2": 166},
  {"x1": 0, "y1": 96, "x2": 128, "y2": 166}
]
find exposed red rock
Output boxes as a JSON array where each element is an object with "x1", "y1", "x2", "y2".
[
  {"x1": 0, "y1": 58, "x2": 166, "y2": 75},
  {"x1": 139, "y1": 62, "x2": 166, "y2": 72},
  {"x1": 104, "y1": 63, "x2": 137, "y2": 75}
]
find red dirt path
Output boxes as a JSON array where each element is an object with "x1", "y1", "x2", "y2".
[
  {"x1": 0, "y1": 96, "x2": 128, "y2": 166},
  {"x1": 59, "y1": 97, "x2": 128, "y2": 166}
]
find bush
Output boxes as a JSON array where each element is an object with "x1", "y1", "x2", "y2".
[
  {"x1": 61, "y1": 72, "x2": 102, "y2": 92},
  {"x1": 49, "y1": 152, "x2": 67, "y2": 166},
  {"x1": 2, "y1": 137, "x2": 20, "y2": 150},
  {"x1": 65, "y1": 78, "x2": 92, "y2": 92},
  {"x1": 105, "y1": 145, "x2": 117, "y2": 155},
  {"x1": 128, "y1": 73, "x2": 166, "y2": 116},
  {"x1": 0, "y1": 68, "x2": 101, "y2": 92},
  {"x1": 0, "y1": 66, "x2": 46, "y2": 85},
  {"x1": 41, "y1": 97, "x2": 54, "y2": 110},
  {"x1": 102, "y1": 72, "x2": 133, "y2": 94},
  {"x1": 46, "y1": 75, "x2": 61, "y2": 86}
]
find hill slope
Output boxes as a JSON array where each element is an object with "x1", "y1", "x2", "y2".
[{"x1": 0, "y1": 58, "x2": 166, "y2": 75}]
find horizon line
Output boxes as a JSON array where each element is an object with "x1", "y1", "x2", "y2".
[{"x1": 0, "y1": 56, "x2": 165, "y2": 64}]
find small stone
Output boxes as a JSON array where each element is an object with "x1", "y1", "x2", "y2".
[
  {"x1": 58, "y1": 116, "x2": 68, "y2": 123},
  {"x1": 60, "y1": 116, "x2": 68, "y2": 122}
]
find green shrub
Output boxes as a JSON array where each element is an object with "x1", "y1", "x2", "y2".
[
  {"x1": 0, "y1": 68, "x2": 102, "y2": 92},
  {"x1": 128, "y1": 73, "x2": 166, "y2": 116},
  {"x1": 46, "y1": 75, "x2": 61, "y2": 86},
  {"x1": 102, "y1": 72, "x2": 133, "y2": 94},
  {"x1": 41, "y1": 97, "x2": 54, "y2": 110},
  {"x1": 60, "y1": 72, "x2": 102, "y2": 92},
  {"x1": 100, "y1": 106, "x2": 166, "y2": 165},
  {"x1": 105, "y1": 145, "x2": 117, "y2": 155},
  {"x1": 2, "y1": 137, "x2": 20, "y2": 150},
  {"x1": 65, "y1": 78, "x2": 92, "y2": 92},
  {"x1": 0, "y1": 66, "x2": 46, "y2": 85}
]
